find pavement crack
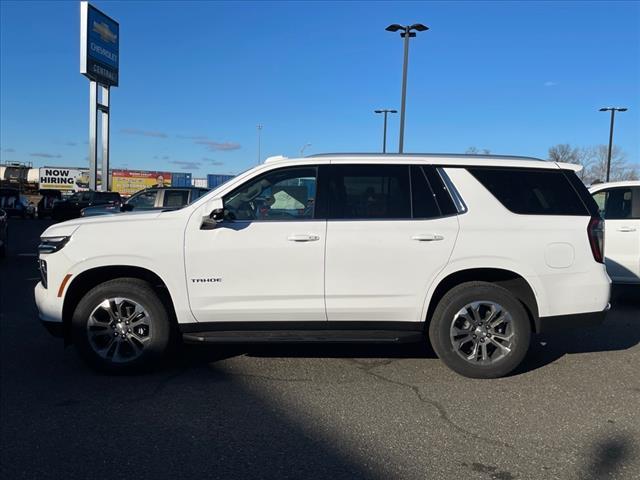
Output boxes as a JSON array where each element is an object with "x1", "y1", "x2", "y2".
[
  {"x1": 348, "y1": 359, "x2": 514, "y2": 449},
  {"x1": 226, "y1": 372, "x2": 314, "y2": 383}
]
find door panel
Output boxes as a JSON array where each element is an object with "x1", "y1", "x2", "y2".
[
  {"x1": 594, "y1": 187, "x2": 640, "y2": 282},
  {"x1": 185, "y1": 165, "x2": 326, "y2": 322},
  {"x1": 185, "y1": 221, "x2": 327, "y2": 322},
  {"x1": 325, "y1": 217, "x2": 458, "y2": 321},
  {"x1": 324, "y1": 164, "x2": 459, "y2": 321},
  {"x1": 604, "y1": 219, "x2": 640, "y2": 281}
]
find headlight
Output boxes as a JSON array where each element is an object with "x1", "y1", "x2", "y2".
[{"x1": 38, "y1": 236, "x2": 70, "y2": 254}]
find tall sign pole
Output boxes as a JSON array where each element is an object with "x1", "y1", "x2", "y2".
[{"x1": 80, "y1": 1, "x2": 119, "y2": 191}]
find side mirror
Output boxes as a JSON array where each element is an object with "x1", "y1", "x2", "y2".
[
  {"x1": 210, "y1": 208, "x2": 225, "y2": 222},
  {"x1": 201, "y1": 198, "x2": 225, "y2": 230}
]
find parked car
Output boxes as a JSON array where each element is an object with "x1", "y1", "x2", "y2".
[
  {"x1": 80, "y1": 186, "x2": 209, "y2": 217},
  {"x1": 51, "y1": 190, "x2": 122, "y2": 221},
  {"x1": 37, "y1": 189, "x2": 62, "y2": 219},
  {"x1": 0, "y1": 188, "x2": 29, "y2": 218},
  {"x1": 589, "y1": 181, "x2": 640, "y2": 284},
  {"x1": 0, "y1": 208, "x2": 7, "y2": 257},
  {"x1": 35, "y1": 153, "x2": 610, "y2": 378}
]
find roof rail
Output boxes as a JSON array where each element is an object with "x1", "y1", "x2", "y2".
[
  {"x1": 264, "y1": 155, "x2": 288, "y2": 164},
  {"x1": 305, "y1": 152, "x2": 546, "y2": 162}
]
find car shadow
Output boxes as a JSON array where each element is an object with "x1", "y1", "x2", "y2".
[
  {"x1": 172, "y1": 285, "x2": 638, "y2": 377},
  {"x1": 512, "y1": 284, "x2": 639, "y2": 375}
]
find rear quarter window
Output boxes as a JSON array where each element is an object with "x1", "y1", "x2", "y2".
[{"x1": 468, "y1": 167, "x2": 590, "y2": 216}]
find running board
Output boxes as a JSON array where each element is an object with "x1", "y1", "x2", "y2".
[{"x1": 183, "y1": 330, "x2": 424, "y2": 344}]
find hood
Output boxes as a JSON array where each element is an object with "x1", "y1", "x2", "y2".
[{"x1": 41, "y1": 210, "x2": 164, "y2": 238}]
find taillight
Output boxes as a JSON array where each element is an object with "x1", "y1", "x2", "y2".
[{"x1": 587, "y1": 216, "x2": 605, "y2": 263}]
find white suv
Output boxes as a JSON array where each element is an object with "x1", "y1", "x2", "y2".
[{"x1": 35, "y1": 154, "x2": 611, "y2": 378}]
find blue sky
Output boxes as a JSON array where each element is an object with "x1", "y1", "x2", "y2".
[{"x1": 1, "y1": 1, "x2": 639, "y2": 176}]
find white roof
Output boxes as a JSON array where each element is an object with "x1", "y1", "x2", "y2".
[
  {"x1": 265, "y1": 153, "x2": 569, "y2": 170},
  {"x1": 588, "y1": 180, "x2": 640, "y2": 192}
]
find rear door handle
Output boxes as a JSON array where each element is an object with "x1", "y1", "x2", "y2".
[
  {"x1": 287, "y1": 234, "x2": 320, "y2": 242},
  {"x1": 617, "y1": 226, "x2": 637, "y2": 232},
  {"x1": 412, "y1": 234, "x2": 444, "y2": 242}
]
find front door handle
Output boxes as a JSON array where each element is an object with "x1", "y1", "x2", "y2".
[
  {"x1": 412, "y1": 234, "x2": 444, "y2": 242},
  {"x1": 288, "y1": 234, "x2": 320, "y2": 242},
  {"x1": 617, "y1": 226, "x2": 637, "y2": 232}
]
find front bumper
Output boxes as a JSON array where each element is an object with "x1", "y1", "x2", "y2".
[
  {"x1": 35, "y1": 281, "x2": 64, "y2": 323},
  {"x1": 536, "y1": 304, "x2": 610, "y2": 334}
]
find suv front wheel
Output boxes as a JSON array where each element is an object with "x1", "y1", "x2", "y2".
[
  {"x1": 429, "y1": 281, "x2": 531, "y2": 379},
  {"x1": 72, "y1": 278, "x2": 171, "y2": 373}
]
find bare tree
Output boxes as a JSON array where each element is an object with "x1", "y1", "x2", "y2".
[
  {"x1": 548, "y1": 144, "x2": 580, "y2": 164},
  {"x1": 581, "y1": 145, "x2": 638, "y2": 183},
  {"x1": 465, "y1": 147, "x2": 491, "y2": 155},
  {"x1": 547, "y1": 144, "x2": 593, "y2": 180}
]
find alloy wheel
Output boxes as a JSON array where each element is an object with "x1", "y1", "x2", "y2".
[
  {"x1": 86, "y1": 297, "x2": 152, "y2": 363},
  {"x1": 449, "y1": 301, "x2": 515, "y2": 365}
]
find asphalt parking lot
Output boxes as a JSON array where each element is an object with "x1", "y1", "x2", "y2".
[{"x1": 0, "y1": 218, "x2": 638, "y2": 480}]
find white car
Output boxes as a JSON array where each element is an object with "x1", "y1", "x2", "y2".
[
  {"x1": 589, "y1": 181, "x2": 640, "y2": 284},
  {"x1": 35, "y1": 154, "x2": 611, "y2": 378}
]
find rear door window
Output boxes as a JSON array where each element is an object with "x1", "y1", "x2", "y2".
[
  {"x1": 468, "y1": 167, "x2": 590, "y2": 216},
  {"x1": 410, "y1": 166, "x2": 440, "y2": 218},
  {"x1": 328, "y1": 164, "x2": 411, "y2": 219},
  {"x1": 424, "y1": 167, "x2": 458, "y2": 216}
]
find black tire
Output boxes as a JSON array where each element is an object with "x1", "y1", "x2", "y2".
[
  {"x1": 71, "y1": 278, "x2": 172, "y2": 373},
  {"x1": 428, "y1": 281, "x2": 531, "y2": 379}
]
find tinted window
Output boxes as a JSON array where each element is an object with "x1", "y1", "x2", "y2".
[
  {"x1": 425, "y1": 167, "x2": 458, "y2": 216},
  {"x1": 163, "y1": 190, "x2": 190, "y2": 207},
  {"x1": 127, "y1": 190, "x2": 158, "y2": 209},
  {"x1": 595, "y1": 187, "x2": 640, "y2": 220},
  {"x1": 469, "y1": 168, "x2": 589, "y2": 216},
  {"x1": 410, "y1": 166, "x2": 440, "y2": 218},
  {"x1": 96, "y1": 192, "x2": 120, "y2": 203},
  {"x1": 564, "y1": 170, "x2": 599, "y2": 215},
  {"x1": 224, "y1": 167, "x2": 317, "y2": 221},
  {"x1": 328, "y1": 165, "x2": 411, "y2": 219}
]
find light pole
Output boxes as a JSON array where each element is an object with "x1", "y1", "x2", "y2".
[
  {"x1": 300, "y1": 143, "x2": 312, "y2": 156},
  {"x1": 599, "y1": 107, "x2": 627, "y2": 182},
  {"x1": 256, "y1": 124, "x2": 263, "y2": 165},
  {"x1": 386, "y1": 23, "x2": 428, "y2": 153},
  {"x1": 374, "y1": 109, "x2": 397, "y2": 153}
]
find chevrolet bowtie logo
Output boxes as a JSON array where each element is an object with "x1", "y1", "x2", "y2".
[{"x1": 92, "y1": 21, "x2": 117, "y2": 44}]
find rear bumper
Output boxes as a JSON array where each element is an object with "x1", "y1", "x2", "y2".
[{"x1": 536, "y1": 304, "x2": 610, "y2": 333}]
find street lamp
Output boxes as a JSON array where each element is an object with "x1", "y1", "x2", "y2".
[
  {"x1": 599, "y1": 107, "x2": 628, "y2": 182},
  {"x1": 386, "y1": 23, "x2": 429, "y2": 153},
  {"x1": 256, "y1": 124, "x2": 263, "y2": 165},
  {"x1": 374, "y1": 109, "x2": 397, "y2": 153}
]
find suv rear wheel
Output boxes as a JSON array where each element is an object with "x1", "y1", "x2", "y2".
[
  {"x1": 429, "y1": 281, "x2": 531, "y2": 378},
  {"x1": 71, "y1": 278, "x2": 171, "y2": 373}
]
